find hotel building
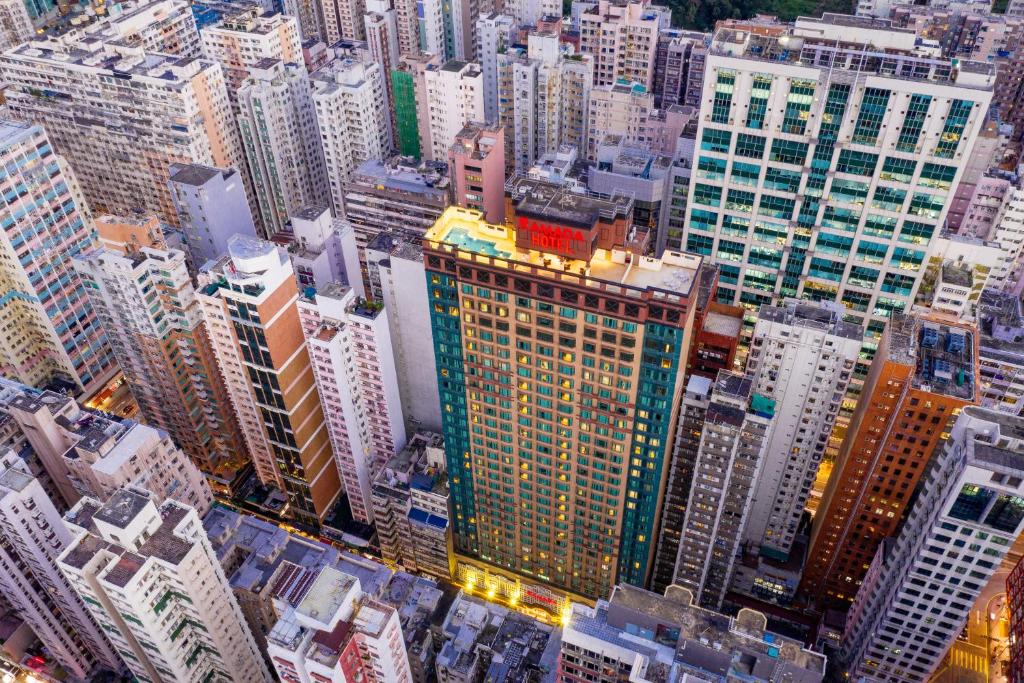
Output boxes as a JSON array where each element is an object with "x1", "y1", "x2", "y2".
[
  {"x1": 0, "y1": 120, "x2": 116, "y2": 394},
  {"x1": 802, "y1": 315, "x2": 980, "y2": 606},
  {"x1": 423, "y1": 202, "x2": 702, "y2": 601},
  {"x1": 198, "y1": 235, "x2": 340, "y2": 524}
]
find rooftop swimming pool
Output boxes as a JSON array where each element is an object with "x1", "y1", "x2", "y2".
[{"x1": 445, "y1": 226, "x2": 513, "y2": 259}]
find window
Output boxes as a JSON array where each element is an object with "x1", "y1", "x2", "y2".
[
  {"x1": 782, "y1": 79, "x2": 815, "y2": 134},
  {"x1": 711, "y1": 70, "x2": 735, "y2": 123},
  {"x1": 769, "y1": 139, "x2": 808, "y2": 165},
  {"x1": 896, "y1": 94, "x2": 931, "y2": 152},
  {"x1": 746, "y1": 74, "x2": 772, "y2": 129},
  {"x1": 730, "y1": 161, "x2": 761, "y2": 186},
  {"x1": 880, "y1": 157, "x2": 917, "y2": 183},
  {"x1": 735, "y1": 133, "x2": 766, "y2": 159},
  {"x1": 836, "y1": 149, "x2": 879, "y2": 177},
  {"x1": 852, "y1": 87, "x2": 891, "y2": 145},
  {"x1": 700, "y1": 128, "x2": 731, "y2": 153},
  {"x1": 934, "y1": 99, "x2": 974, "y2": 158}
]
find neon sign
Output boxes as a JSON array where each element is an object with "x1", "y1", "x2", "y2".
[{"x1": 518, "y1": 216, "x2": 586, "y2": 258}]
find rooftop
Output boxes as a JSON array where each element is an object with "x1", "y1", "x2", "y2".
[
  {"x1": 350, "y1": 157, "x2": 450, "y2": 195},
  {"x1": 296, "y1": 566, "x2": 358, "y2": 625},
  {"x1": 756, "y1": 300, "x2": 863, "y2": 341},
  {"x1": 168, "y1": 163, "x2": 227, "y2": 187},
  {"x1": 424, "y1": 207, "x2": 700, "y2": 300},
  {"x1": 93, "y1": 488, "x2": 150, "y2": 529},
  {"x1": 887, "y1": 315, "x2": 977, "y2": 401}
]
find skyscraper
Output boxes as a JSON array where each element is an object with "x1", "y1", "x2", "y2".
[
  {"x1": 168, "y1": 163, "x2": 259, "y2": 263},
  {"x1": 237, "y1": 59, "x2": 329, "y2": 236},
  {"x1": 578, "y1": 0, "x2": 668, "y2": 89},
  {"x1": 0, "y1": 120, "x2": 116, "y2": 394},
  {"x1": 73, "y1": 246, "x2": 249, "y2": 489},
  {"x1": 423, "y1": 60, "x2": 485, "y2": 162},
  {"x1": 2, "y1": 35, "x2": 246, "y2": 227},
  {"x1": 424, "y1": 204, "x2": 702, "y2": 600},
  {"x1": 681, "y1": 15, "x2": 994, "y2": 376},
  {"x1": 842, "y1": 406, "x2": 1024, "y2": 682},
  {"x1": 0, "y1": 455, "x2": 124, "y2": 680},
  {"x1": 198, "y1": 235, "x2": 341, "y2": 524},
  {"x1": 59, "y1": 488, "x2": 273, "y2": 683},
  {"x1": 802, "y1": 314, "x2": 979, "y2": 606},
  {"x1": 298, "y1": 284, "x2": 406, "y2": 524}
]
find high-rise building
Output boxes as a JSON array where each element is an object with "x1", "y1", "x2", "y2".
[
  {"x1": 198, "y1": 235, "x2": 341, "y2": 524},
  {"x1": 265, "y1": 565, "x2": 412, "y2": 683},
  {"x1": 93, "y1": 213, "x2": 169, "y2": 255},
  {"x1": 842, "y1": 406, "x2": 1024, "y2": 682},
  {"x1": 450, "y1": 123, "x2": 505, "y2": 224},
  {"x1": 58, "y1": 0, "x2": 202, "y2": 57},
  {"x1": 475, "y1": 13, "x2": 516, "y2": 124},
  {"x1": 59, "y1": 488, "x2": 273, "y2": 683},
  {"x1": 168, "y1": 163, "x2": 259, "y2": 263},
  {"x1": 585, "y1": 80, "x2": 652, "y2": 161},
  {"x1": 497, "y1": 33, "x2": 594, "y2": 173},
  {"x1": 741, "y1": 302, "x2": 861, "y2": 562},
  {"x1": 559, "y1": 584, "x2": 826, "y2": 683},
  {"x1": 802, "y1": 315, "x2": 980, "y2": 607},
  {"x1": 287, "y1": 205, "x2": 363, "y2": 294},
  {"x1": 364, "y1": 233, "x2": 442, "y2": 433},
  {"x1": 391, "y1": 53, "x2": 442, "y2": 160},
  {"x1": 652, "y1": 29, "x2": 706, "y2": 109},
  {"x1": 502, "y1": 0, "x2": 559, "y2": 26},
  {"x1": 681, "y1": 15, "x2": 994, "y2": 377},
  {"x1": 200, "y1": 10, "x2": 304, "y2": 103},
  {"x1": 671, "y1": 372, "x2": 773, "y2": 609},
  {"x1": 1011, "y1": 551, "x2": 1024, "y2": 683},
  {"x1": 0, "y1": 456, "x2": 124, "y2": 681},
  {"x1": 424, "y1": 204, "x2": 702, "y2": 600},
  {"x1": 298, "y1": 284, "x2": 406, "y2": 525},
  {"x1": 73, "y1": 246, "x2": 248, "y2": 489},
  {"x1": 312, "y1": 58, "x2": 392, "y2": 216},
  {"x1": 578, "y1": 0, "x2": 668, "y2": 89},
  {"x1": 2, "y1": 36, "x2": 246, "y2": 228},
  {"x1": 0, "y1": 376, "x2": 214, "y2": 512},
  {"x1": 238, "y1": 59, "x2": 329, "y2": 236},
  {"x1": 423, "y1": 60, "x2": 485, "y2": 162},
  {"x1": 0, "y1": 0, "x2": 31, "y2": 52},
  {"x1": 978, "y1": 289, "x2": 1024, "y2": 416},
  {"x1": 319, "y1": 0, "x2": 366, "y2": 43},
  {"x1": 588, "y1": 136, "x2": 671, "y2": 239},
  {"x1": 342, "y1": 157, "x2": 450, "y2": 291},
  {"x1": 0, "y1": 119, "x2": 116, "y2": 394},
  {"x1": 371, "y1": 430, "x2": 451, "y2": 578}
]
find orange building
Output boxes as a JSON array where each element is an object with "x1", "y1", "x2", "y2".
[{"x1": 800, "y1": 314, "x2": 979, "y2": 607}]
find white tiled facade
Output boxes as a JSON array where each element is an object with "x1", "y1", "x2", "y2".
[
  {"x1": 298, "y1": 285, "x2": 406, "y2": 524},
  {"x1": 423, "y1": 61, "x2": 485, "y2": 162},
  {"x1": 59, "y1": 489, "x2": 272, "y2": 683},
  {"x1": 578, "y1": 0, "x2": 666, "y2": 89}
]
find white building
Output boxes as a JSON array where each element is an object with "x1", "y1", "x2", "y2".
[
  {"x1": 423, "y1": 60, "x2": 485, "y2": 162},
  {"x1": 66, "y1": 0, "x2": 203, "y2": 57},
  {"x1": 299, "y1": 284, "x2": 406, "y2": 524},
  {"x1": 200, "y1": 10, "x2": 304, "y2": 102},
  {"x1": 673, "y1": 372, "x2": 772, "y2": 610},
  {"x1": 843, "y1": 406, "x2": 1024, "y2": 682},
  {"x1": 238, "y1": 60, "x2": 329, "y2": 236},
  {"x1": 502, "y1": 0, "x2": 560, "y2": 26},
  {"x1": 0, "y1": 455, "x2": 124, "y2": 680},
  {"x1": 312, "y1": 59, "x2": 391, "y2": 215},
  {"x1": 0, "y1": 0, "x2": 32, "y2": 52},
  {"x1": 2, "y1": 35, "x2": 245, "y2": 228},
  {"x1": 169, "y1": 163, "x2": 259, "y2": 261},
  {"x1": 288, "y1": 205, "x2": 363, "y2": 293},
  {"x1": 59, "y1": 488, "x2": 273, "y2": 683},
  {"x1": 474, "y1": 13, "x2": 515, "y2": 124},
  {"x1": 578, "y1": 0, "x2": 668, "y2": 89},
  {"x1": 365, "y1": 234, "x2": 442, "y2": 433},
  {"x1": 741, "y1": 302, "x2": 861, "y2": 561},
  {"x1": 682, "y1": 15, "x2": 994, "y2": 378},
  {"x1": 585, "y1": 79, "x2": 651, "y2": 161},
  {"x1": 266, "y1": 565, "x2": 412, "y2": 683}
]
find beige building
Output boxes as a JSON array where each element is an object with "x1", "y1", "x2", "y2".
[{"x1": 578, "y1": 0, "x2": 668, "y2": 89}]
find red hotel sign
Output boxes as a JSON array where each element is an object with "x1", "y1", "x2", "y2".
[{"x1": 517, "y1": 216, "x2": 587, "y2": 259}]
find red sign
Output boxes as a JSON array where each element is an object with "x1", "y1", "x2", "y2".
[
  {"x1": 525, "y1": 589, "x2": 558, "y2": 605},
  {"x1": 518, "y1": 216, "x2": 586, "y2": 258}
]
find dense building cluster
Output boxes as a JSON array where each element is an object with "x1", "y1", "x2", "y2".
[{"x1": 0, "y1": 0, "x2": 1022, "y2": 680}]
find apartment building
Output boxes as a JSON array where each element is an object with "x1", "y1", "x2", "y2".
[
  {"x1": 298, "y1": 284, "x2": 406, "y2": 525},
  {"x1": 802, "y1": 315, "x2": 980, "y2": 607},
  {"x1": 672, "y1": 372, "x2": 773, "y2": 609},
  {"x1": 585, "y1": 80, "x2": 653, "y2": 161},
  {"x1": 168, "y1": 163, "x2": 259, "y2": 262},
  {"x1": 578, "y1": 0, "x2": 668, "y2": 89},
  {"x1": 2, "y1": 36, "x2": 245, "y2": 228},
  {"x1": 200, "y1": 10, "x2": 304, "y2": 103},
  {"x1": 423, "y1": 60, "x2": 485, "y2": 162},
  {"x1": 502, "y1": 0, "x2": 559, "y2": 26},
  {"x1": 198, "y1": 235, "x2": 341, "y2": 524},
  {"x1": 319, "y1": 0, "x2": 367, "y2": 43},
  {"x1": 364, "y1": 233, "x2": 442, "y2": 433},
  {"x1": 1, "y1": 375, "x2": 213, "y2": 515},
  {"x1": 475, "y1": 13, "x2": 516, "y2": 124},
  {"x1": 266, "y1": 565, "x2": 412, "y2": 683},
  {"x1": 0, "y1": 0, "x2": 31, "y2": 52},
  {"x1": 58, "y1": 0, "x2": 202, "y2": 57},
  {"x1": 682, "y1": 14, "x2": 994, "y2": 377},
  {"x1": 73, "y1": 247, "x2": 247, "y2": 489},
  {"x1": 59, "y1": 488, "x2": 272, "y2": 683},
  {"x1": 449, "y1": 123, "x2": 505, "y2": 224},
  {"x1": 0, "y1": 456, "x2": 124, "y2": 681},
  {"x1": 371, "y1": 431, "x2": 451, "y2": 578},
  {"x1": 498, "y1": 33, "x2": 594, "y2": 173},
  {"x1": 391, "y1": 53, "x2": 442, "y2": 160},
  {"x1": 238, "y1": 59, "x2": 329, "y2": 236},
  {"x1": 424, "y1": 203, "x2": 702, "y2": 600},
  {"x1": 312, "y1": 58, "x2": 391, "y2": 215},
  {"x1": 978, "y1": 289, "x2": 1024, "y2": 416},
  {"x1": 843, "y1": 406, "x2": 1024, "y2": 682},
  {"x1": 0, "y1": 119, "x2": 116, "y2": 395},
  {"x1": 741, "y1": 302, "x2": 861, "y2": 562},
  {"x1": 342, "y1": 157, "x2": 450, "y2": 290}
]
